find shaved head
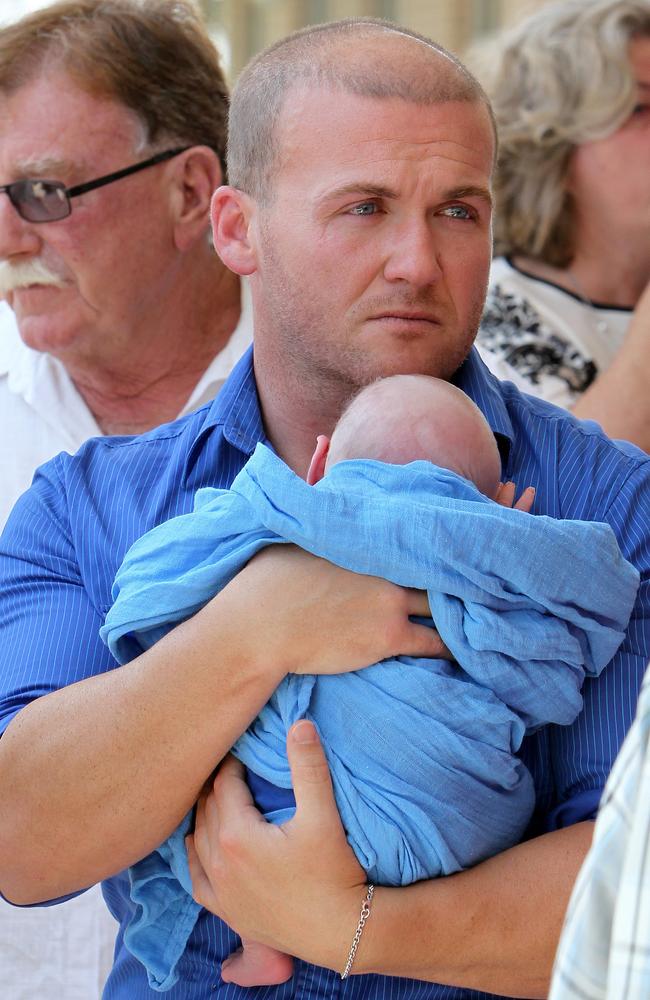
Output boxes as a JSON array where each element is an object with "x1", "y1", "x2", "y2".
[{"x1": 227, "y1": 17, "x2": 495, "y2": 202}]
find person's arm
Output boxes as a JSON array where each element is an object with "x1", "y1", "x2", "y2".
[
  {"x1": 571, "y1": 281, "x2": 650, "y2": 451},
  {"x1": 0, "y1": 538, "x2": 442, "y2": 906},
  {"x1": 187, "y1": 722, "x2": 592, "y2": 998},
  {"x1": 186, "y1": 460, "x2": 650, "y2": 997}
]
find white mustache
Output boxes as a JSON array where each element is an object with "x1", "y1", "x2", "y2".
[{"x1": 0, "y1": 259, "x2": 67, "y2": 297}]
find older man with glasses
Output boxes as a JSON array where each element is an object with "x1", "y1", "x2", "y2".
[
  {"x1": 0, "y1": 0, "x2": 252, "y2": 529},
  {"x1": 0, "y1": 147, "x2": 191, "y2": 223},
  {"x1": 0, "y1": 0, "x2": 251, "y2": 995}
]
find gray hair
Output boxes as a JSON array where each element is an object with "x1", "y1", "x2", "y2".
[
  {"x1": 468, "y1": 0, "x2": 650, "y2": 266},
  {"x1": 227, "y1": 17, "x2": 494, "y2": 202}
]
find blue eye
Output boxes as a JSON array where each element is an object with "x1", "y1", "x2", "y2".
[
  {"x1": 350, "y1": 202, "x2": 378, "y2": 216},
  {"x1": 442, "y1": 205, "x2": 473, "y2": 220}
]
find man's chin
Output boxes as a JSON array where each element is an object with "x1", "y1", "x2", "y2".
[
  {"x1": 359, "y1": 344, "x2": 475, "y2": 385},
  {"x1": 14, "y1": 305, "x2": 84, "y2": 355}
]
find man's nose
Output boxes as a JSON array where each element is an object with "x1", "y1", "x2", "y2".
[
  {"x1": 382, "y1": 218, "x2": 443, "y2": 288},
  {"x1": 0, "y1": 192, "x2": 42, "y2": 260}
]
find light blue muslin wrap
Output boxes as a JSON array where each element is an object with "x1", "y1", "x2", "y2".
[{"x1": 100, "y1": 444, "x2": 639, "y2": 991}]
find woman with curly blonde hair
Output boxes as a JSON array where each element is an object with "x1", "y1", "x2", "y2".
[{"x1": 472, "y1": 0, "x2": 650, "y2": 450}]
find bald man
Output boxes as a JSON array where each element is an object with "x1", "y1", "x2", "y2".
[
  {"x1": 2, "y1": 17, "x2": 650, "y2": 1000},
  {"x1": 101, "y1": 374, "x2": 636, "y2": 990}
]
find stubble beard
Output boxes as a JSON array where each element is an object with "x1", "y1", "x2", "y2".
[{"x1": 255, "y1": 227, "x2": 485, "y2": 406}]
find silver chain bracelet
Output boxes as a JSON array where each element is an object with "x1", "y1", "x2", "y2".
[{"x1": 341, "y1": 884, "x2": 375, "y2": 979}]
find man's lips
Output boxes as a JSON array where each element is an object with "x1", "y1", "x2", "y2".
[
  {"x1": 9, "y1": 283, "x2": 66, "y2": 298},
  {"x1": 367, "y1": 311, "x2": 442, "y2": 324},
  {"x1": 6, "y1": 284, "x2": 68, "y2": 310},
  {"x1": 12, "y1": 282, "x2": 64, "y2": 291}
]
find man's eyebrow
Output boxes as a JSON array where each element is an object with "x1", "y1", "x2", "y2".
[
  {"x1": 318, "y1": 183, "x2": 398, "y2": 204},
  {"x1": 12, "y1": 156, "x2": 76, "y2": 179},
  {"x1": 448, "y1": 185, "x2": 493, "y2": 207},
  {"x1": 318, "y1": 182, "x2": 492, "y2": 207}
]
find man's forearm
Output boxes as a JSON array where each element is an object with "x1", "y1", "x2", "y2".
[
  {"x1": 0, "y1": 582, "x2": 284, "y2": 904},
  {"x1": 0, "y1": 550, "x2": 441, "y2": 904},
  {"x1": 358, "y1": 822, "x2": 593, "y2": 997}
]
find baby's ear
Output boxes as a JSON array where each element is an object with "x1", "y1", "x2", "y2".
[{"x1": 307, "y1": 436, "x2": 330, "y2": 484}]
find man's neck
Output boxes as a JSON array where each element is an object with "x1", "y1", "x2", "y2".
[
  {"x1": 66, "y1": 261, "x2": 241, "y2": 435},
  {"x1": 254, "y1": 350, "x2": 353, "y2": 478}
]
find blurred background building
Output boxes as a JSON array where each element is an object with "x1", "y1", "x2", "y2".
[
  {"x1": 2, "y1": 0, "x2": 553, "y2": 78},
  {"x1": 200, "y1": 0, "x2": 550, "y2": 77}
]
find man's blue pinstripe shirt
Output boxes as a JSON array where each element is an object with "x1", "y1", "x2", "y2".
[{"x1": 1, "y1": 345, "x2": 650, "y2": 1000}]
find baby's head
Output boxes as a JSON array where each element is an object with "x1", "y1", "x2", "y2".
[{"x1": 307, "y1": 374, "x2": 501, "y2": 499}]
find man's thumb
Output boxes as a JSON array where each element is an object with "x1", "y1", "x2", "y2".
[{"x1": 287, "y1": 720, "x2": 338, "y2": 828}]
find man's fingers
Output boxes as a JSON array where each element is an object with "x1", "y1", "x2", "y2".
[
  {"x1": 211, "y1": 753, "x2": 261, "y2": 824},
  {"x1": 192, "y1": 786, "x2": 218, "y2": 863},
  {"x1": 192, "y1": 754, "x2": 264, "y2": 867},
  {"x1": 401, "y1": 589, "x2": 450, "y2": 659},
  {"x1": 405, "y1": 624, "x2": 452, "y2": 660},
  {"x1": 185, "y1": 833, "x2": 214, "y2": 905},
  {"x1": 286, "y1": 720, "x2": 340, "y2": 834},
  {"x1": 404, "y1": 587, "x2": 432, "y2": 618}
]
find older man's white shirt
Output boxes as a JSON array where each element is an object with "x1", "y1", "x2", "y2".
[
  {"x1": 0, "y1": 289, "x2": 252, "y2": 528},
  {"x1": 0, "y1": 291, "x2": 252, "y2": 998}
]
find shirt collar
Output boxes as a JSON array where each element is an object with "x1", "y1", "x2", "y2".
[
  {"x1": 453, "y1": 348, "x2": 514, "y2": 465},
  {"x1": 181, "y1": 344, "x2": 263, "y2": 486},
  {"x1": 178, "y1": 279, "x2": 254, "y2": 416},
  {"x1": 0, "y1": 301, "x2": 103, "y2": 445}
]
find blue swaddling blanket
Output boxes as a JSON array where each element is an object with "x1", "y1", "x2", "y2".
[{"x1": 101, "y1": 445, "x2": 639, "y2": 991}]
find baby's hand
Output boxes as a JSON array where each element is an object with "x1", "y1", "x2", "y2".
[{"x1": 495, "y1": 482, "x2": 536, "y2": 513}]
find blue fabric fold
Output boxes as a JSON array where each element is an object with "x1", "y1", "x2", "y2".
[{"x1": 101, "y1": 444, "x2": 639, "y2": 991}]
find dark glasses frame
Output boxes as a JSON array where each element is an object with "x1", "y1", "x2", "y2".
[{"x1": 0, "y1": 146, "x2": 190, "y2": 223}]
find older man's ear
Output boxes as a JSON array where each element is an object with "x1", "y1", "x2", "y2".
[
  {"x1": 170, "y1": 146, "x2": 222, "y2": 252},
  {"x1": 210, "y1": 185, "x2": 258, "y2": 276}
]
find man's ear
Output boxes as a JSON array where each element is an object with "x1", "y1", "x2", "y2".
[
  {"x1": 307, "y1": 435, "x2": 331, "y2": 485},
  {"x1": 211, "y1": 185, "x2": 258, "y2": 276},
  {"x1": 171, "y1": 147, "x2": 222, "y2": 251}
]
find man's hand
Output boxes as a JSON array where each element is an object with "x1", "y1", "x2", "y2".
[
  {"x1": 233, "y1": 546, "x2": 449, "y2": 675},
  {"x1": 186, "y1": 720, "x2": 366, "y2": 972},
  {"x1": 186, "y1": 718, "x2": 593, "y2": 995}
]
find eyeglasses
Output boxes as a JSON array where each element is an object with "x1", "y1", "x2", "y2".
[{"x1": 0, "y1": 147, "x2": 190, "y2": 223}]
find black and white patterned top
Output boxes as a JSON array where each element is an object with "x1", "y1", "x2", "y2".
[{"x1": 476, "y1": 258, "x2": 631, "y2": 409}]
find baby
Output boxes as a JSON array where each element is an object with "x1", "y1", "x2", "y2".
[
  {"x1": 307, "y1": 371, "x2": 533, "y2": 500},
  {"x1": 102, "y1": 375, "x2": 638, "y2": 992},
  {"x1": 224, "y1": 374, "x2": 534, "y2": 987}
]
